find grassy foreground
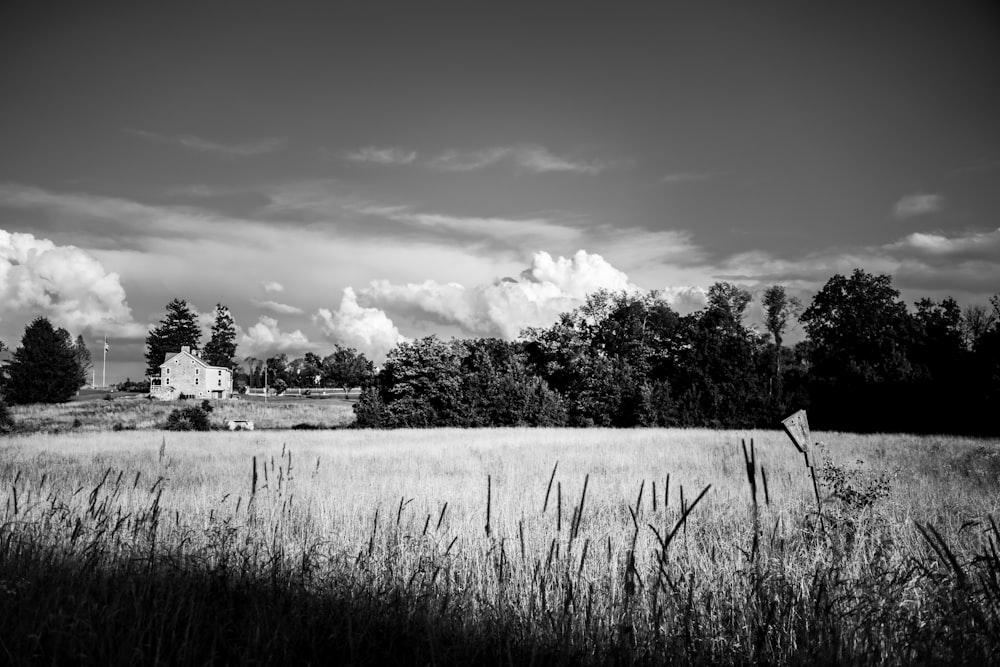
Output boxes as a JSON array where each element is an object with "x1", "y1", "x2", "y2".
[{"x1": 1, "y1": 428, "x2": 999, "y2": 664}]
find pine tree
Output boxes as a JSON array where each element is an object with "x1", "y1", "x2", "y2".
[
  {"x1": 203, "y1": 304, "x2": 238, "y2": 368},
  {"x1": 145, "y1": 299, "x2": 202, "y2": 377},
  {"x1": 74, "y1": 334, "x2": 93, "y2": 388},
  {"x1": 1, "y1": 317, "x2": 82, "y2": 404}
]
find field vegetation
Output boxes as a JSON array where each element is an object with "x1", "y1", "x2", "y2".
[
  {"x1": 1, "y1": 428, "x2": 999, "y2": 664},
  {"x1": 6, "y1": 394, "x2": 357, "y2": 433}
]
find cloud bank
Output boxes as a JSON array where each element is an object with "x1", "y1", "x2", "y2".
[
  {"x1": 314, "y1": 287, "x2": 408, "y2": 362},
  {"x1": 0, "y1": 230, "x2": 145, "y2": 339},
  {"x1": 361, "y1": 250, "x2": 638, "y2": 338}
]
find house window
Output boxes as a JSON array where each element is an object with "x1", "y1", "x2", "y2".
[
  {"x1": 218, "y1": 378, "x2": 222, "y2": 386},
  {"x1": 165, "y1": 378, "x2": 170, "y2": 385},
  {"x1": 195, "y1": 378, "x2": 199, "y2": 385},
  {"x1": 195, "y1": 368, "x2": 199, "y2": 375},
  {"x1": 166, "y1": 368, "x2": 170, "y2": 375}
]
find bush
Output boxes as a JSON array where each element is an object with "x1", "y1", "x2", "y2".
[
  {"x1": 165, "y1": 406, "x2": 212, "y2": 431},
  {"x1": 201, "y1": 399, "x2": 214, "y2": 413},
  {"x1": 0, "y1": 400, "x2": 14, "y2": 434}
]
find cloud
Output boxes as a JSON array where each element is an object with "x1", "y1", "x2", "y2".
[
  {"x1": 888, "y1": 228, "x2": 1000, "y2": 261},
  {"x1": 426, "y1": 145, "x2": 614, "y2": 174},
  {"x1": 362, "y1": 250, "x2": 639, "y2": 338},
  {"x1": 0, "y1": 229, "x2": 145, "y2": 339},
  {"x1": 252, "y1": 299, "x2": 305, "y2": 315},
  {"x1": 314, "y1": 287, "x2": 408, "y2": 362},
  {"x1": 657, "y1": 286, "x2": 709, "y2": 314},
  {"x1": 344, "y1": 146, "x2": 418, "y2": 165},
  {"x1": 893, "y1": 194, "x2": 943, "y2": 219},
  {"x1": 239, "y1": 316, "x2": 313, "y2": 357},
  {"x1": 128, "y1": 129, "x2": 285, "y2": 157},
  {"x1": 261, "y1": 281, "x2": 284, "y2": 293}
]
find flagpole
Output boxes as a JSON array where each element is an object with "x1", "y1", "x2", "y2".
[{"x1": 103, "y1": 335, "x2": 107, "y2": 389}]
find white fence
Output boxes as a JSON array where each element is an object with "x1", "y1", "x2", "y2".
[{"x1": 243, "y1": 387, "x2": 362, "y2": 399}]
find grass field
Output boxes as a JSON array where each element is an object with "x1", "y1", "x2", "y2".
[
  {"x1": 8, "y1": 394, "x2": 358, "y2": 432},
  {"x1": 1, "y1": 426, "x2": 999, "y2": 664}
]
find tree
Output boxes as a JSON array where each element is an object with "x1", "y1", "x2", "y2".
[
  {"x1": 1, "y1": 317, "x2": 83, "y2": 404},
  {"x1": 706, "y1": 282, "x2": 752, "y2": 323},
  {"x1": 145, "y1": 299, "x2": 202, "y2": 377},
  {"x1": 761, "y1": 285, "x2": 802, "y2": 349},
  {"x1": 203, "y1": 304, "x2": 237, "y2": 368},
  {"x1": 799, "y1": 269, "x2": 916, "y2": 430},
  {"x1": 963, "y1": 299, "x2": 998, "y2": 352},
  {"x1": 322, "y1": 346, "x2": 374, "y2": 397},
  {"x1": 365, "y1": 336, "x2": 465, "y2": 427},
  {"x1": 73, "y1": 334, "x2": 93, "y2": 388}
]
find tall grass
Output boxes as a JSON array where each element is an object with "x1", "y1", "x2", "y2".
[{"x1": 1, "y1": 428, "x2": 999, "y2": 664}]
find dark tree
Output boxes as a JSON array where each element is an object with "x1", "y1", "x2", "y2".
[
  {"x1": 145, "y1": 299, "x2": 202, "y2": 377},
  {"x1": 1, "y1": 317, "x2": 83, "y2": 404},
  {"x1": 203, "y1": 304, "x2": 238, "y2": 369},
  {"x1": 762, "y1": 285, "x2": 802, "y2": 349},
  {"x1": 800, "y1": 269, "x2": 915, "y2": 384},
  {"x1": 799, "y1": 269, "x2": 916, "y2": 430},
  {"x1": 706, "y1": 282, "x2": 752, "y2": 323},
  {"x1": 73, "y1": 334, "x2": 93, "y2": 388},
  {"x1": 322, "y1": 346, "x2": 374, "y2": 397},
  {"x1": 963, "y1": 303, "x2": 996, "y2": 351},
  {"x1": 360, "y1": 337, "x2": 464, "y2": 427}
]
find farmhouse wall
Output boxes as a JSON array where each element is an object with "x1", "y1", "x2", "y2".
[{"x1": 150, "y1": 345, "x2": 233, "y2": 400}]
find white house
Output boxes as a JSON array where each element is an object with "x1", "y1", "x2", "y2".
[{"x1": 149, "y1": 346, "x2": 233, "y2": 400}]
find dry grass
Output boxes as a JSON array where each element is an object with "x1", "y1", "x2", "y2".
[
  {"x1": 1, "y1": 428, "x2": 999, "y2": 664},
  {"x1": 8, "y1": 394, "x2": 357, "y2": 432}
]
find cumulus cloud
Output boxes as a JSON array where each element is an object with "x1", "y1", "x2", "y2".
[
  {"x1": 314, "y1": 287, "x2": 408, "y2": 362},
  {"x1": 128, "y1": 129, "x2": 285, "y2": 157},
  {"x1": 239, "y1": 316, "x2": 312, "y2": 357},
  {"x1": 0, "y1": 230, "x2": 145, "y2": 339},
  {"x1": 252, "y1": 299, "x2": 304, "y2": 315},
  {"x1": 344, "y1": 146, "x2": 418, "y2": 165},
  {"x1": 893, "y1": 194, "x2": 943, "y2": 219},
  {"x1": 362, "y1": 250, "x2": 639, "y2": 338},
  {"x1": 261, "y1": 281, "x2": 284, "y2": 293}
]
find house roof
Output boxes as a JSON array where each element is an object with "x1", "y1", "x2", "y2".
[{"x1": 160, "y1": 347, "x2": 230, "y2": 371}]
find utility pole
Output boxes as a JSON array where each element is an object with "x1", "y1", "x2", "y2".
[
  {"x1": 103, "y1": 335, "x2": 108, "y2": 389},
  {"x1": 264, "y1": 362, "x2": 268, "y2": 404}
]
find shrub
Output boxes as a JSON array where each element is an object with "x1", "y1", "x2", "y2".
[
  {"x1": 201, "y1": 399, "x2": 214, "y2": 413},
  {"x1": 0, "y1": 400, "x2": 14, "y2": 434},
  {"x1": 164, "y1": 406, "x2": 212, "y2": 431}
]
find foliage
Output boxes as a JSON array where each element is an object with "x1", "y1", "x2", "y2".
[
  {"x1": 118, "y1": 378, "x2": 151, "y2": 392},
  {"x1": 73, "y1": 334, "x2": 93, "y2": 387},
  {"x1": 1, "y1": 317, "x2": 84, "y2": 404},
  {"x1": 164, "y1": 405, "x2": 212, "y2": 431},
  {"x1": 202, "y1": 304, "x2": 238, "y2": 368},
  {"x1": 145, "y1": 299, "x2": 202, "y2": 377},
  {"x1": 0, "y1": 400, "x2": 13, "y2": 433},
  {"x1": 761, "y1": 284, "x2": 801, "y2": 349},
  {"x1": 322, "y1": 345, "x2": 374, "y2": 394}
]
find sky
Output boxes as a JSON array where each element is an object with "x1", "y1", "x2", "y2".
[{"x1": 1, "y1": 2, "x2": 999, "y2": 383}]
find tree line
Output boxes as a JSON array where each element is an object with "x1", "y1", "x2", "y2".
[
  {"x1": 354, "y1": 269, "x2": 1000, "y2": 435},
  {"x1": 3, "y1": 269, "x2": 999, "y2": 435}
]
